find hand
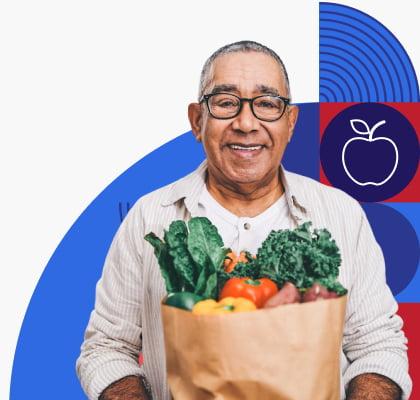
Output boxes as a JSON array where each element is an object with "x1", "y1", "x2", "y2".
[
  {"x1": 99, "y1": 375, "x2": 152, "y2": 400},
  {"x1": 346, "y1": 373, "x2": 401, "y2": 400}
]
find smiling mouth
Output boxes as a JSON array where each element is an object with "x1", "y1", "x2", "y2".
[{"x1": 228, "y1": 144, "x2": 264, "y2": 151}]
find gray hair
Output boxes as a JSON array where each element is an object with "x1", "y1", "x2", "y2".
[{"x1": 198, "y1": 40, "x2": 291, "y2": 100}]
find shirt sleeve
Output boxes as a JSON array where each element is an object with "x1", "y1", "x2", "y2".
[
  {"x1": 342, "y1": 209, "x2": 412, "y2": 399},
  {"x1": 76, "y1": 203, "x2": 146, "y2": 400}
]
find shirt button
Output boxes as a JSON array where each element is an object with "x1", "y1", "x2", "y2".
[{"x1": 244, "y1": 222, "x2": 251, "y2": 230}]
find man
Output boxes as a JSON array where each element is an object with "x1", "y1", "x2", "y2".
[{"x1": 77, "y1": 41, "x2": 411, "y2": 400}]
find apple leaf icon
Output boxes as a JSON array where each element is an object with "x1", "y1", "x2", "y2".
[
  {"x1": 350, "y1": 119, "x2": 371, "y2": 135},
  {"x1": 342, "y1": 119, "x2": 399, "y2": 186}
]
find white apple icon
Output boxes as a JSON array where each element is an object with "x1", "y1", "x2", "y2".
[{"x1": 341, "y1": 119, "x2": 399, "y2": 186}]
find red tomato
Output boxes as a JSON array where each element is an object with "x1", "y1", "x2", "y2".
[{"x1": 219, "y1": 277, "x2": 278, "y2": 308}]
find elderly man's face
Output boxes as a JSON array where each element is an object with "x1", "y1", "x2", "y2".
[{"x1": 189, "y1": 51, "x2": 298, "y2": 190}]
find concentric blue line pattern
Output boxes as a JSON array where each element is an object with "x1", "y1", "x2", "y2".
[{"x1": 320, "y1": 3, "x2": 420, "y2": 102}]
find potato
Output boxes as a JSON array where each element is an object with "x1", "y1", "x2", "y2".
[
  {"x1": 263, "y1": 282, "x2": 301, "y2": 308},
  {"x1": 302, "y1": 283, "x2": 336, "y2": 302}
]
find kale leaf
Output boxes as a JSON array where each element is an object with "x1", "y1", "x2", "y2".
[{"x1": 256, "y1": 222, "x2": 345, "y2": 293}]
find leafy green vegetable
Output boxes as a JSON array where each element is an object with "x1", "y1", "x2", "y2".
[
  {"x1": 203, "y1": 273, "x2": 218, "y2": 299},
  {"x1": 195, "y1": 262, "x2": 211, "y2": 295},
  {"x1": 145, "y1": 217, "x2": 228, "y2": 298},
  {"x1": 187, "y1": 217, "x2": 228, "y2": 272},
  {"x1": 255, "y1": 222, "x2": 346, "y2": 294},
  {"x1": 164, "y1": 221, "x2": 197, "y2": 292},
  {"x1": 144, "y1": 232, "x2": 180, "y2": 293},
  {"x1": 146, "y1": 218, "x2": 347, "y2": 299}
]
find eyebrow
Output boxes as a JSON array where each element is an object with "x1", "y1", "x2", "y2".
[
  {"x1": 256, "y1": 85, "x2": 280, "y2": 96},
  {"x1": 209, "y1": 84, "x2": 281, "y2": 97},
  {"x1": 210, "y1": 84, "x2": 239, "y2": 94}
]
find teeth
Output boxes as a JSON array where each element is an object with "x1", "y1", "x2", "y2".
[{"x1": 230, "y1": 145, "x2": 262, "y2": 151}]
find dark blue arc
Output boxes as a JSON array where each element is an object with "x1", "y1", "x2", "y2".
[
  {"x1": 321, "y1": 76, "x2": 347, "y2": 101},
  {"x1": 320, "y1": 93, "x2": 329, "y2": 102},
  {"x1": 320, "y1": 84, "x2": 338, "y2": 102},
  {"x1": 320, "y1": 54, "x2": 366, "y2": 100},
  {"x1": 320, "y1": 69, "x2": 351, "y2": 100},
  {"x1": 321, "y1": 3, "x2": 419, "y2": 100},
  {"x1": 321, "y1": 19, "x2": 397, "y2": 99},
  {"x1": 320, "y1": 44, "x2": 373, "y2": 100},
  {"x1": 321, "y1": 36, "x2": 381, "y2": 100},
  {"x1": 320, "y1": 62, "x2": 361, "y2": 100},
  {"x1": 325, "y1": 12, "x2": 408, "y2": 99},
  {"x1": 320, "y1": 2, "x2": 420, "y2": 102},
  {"x1": 320, "y1": 24, "x2": 390, "y2": 99}
]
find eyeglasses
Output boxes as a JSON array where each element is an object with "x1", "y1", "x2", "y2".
[{"x1": 199, "y1": 92, "x2": 290, "y2": 122}]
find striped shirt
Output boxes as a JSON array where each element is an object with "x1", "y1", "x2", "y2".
[
  {"x1": 76, "y1": 160, "x2": 412, "y2": 400},
  {"x1": 197, "y1": 184, "x2": 293, "y2": 255}
]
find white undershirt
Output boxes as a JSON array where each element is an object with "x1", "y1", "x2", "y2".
[{"x1": 197, "y1": 184, "x2": 295, "y2": 255}]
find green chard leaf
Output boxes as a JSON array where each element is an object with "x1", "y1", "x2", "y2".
[
  {"x1": 187, "y1": 217, "x2": 228, "y2": 273},
  {"x1": 203, "y1": 272, "x2": 218, "y2": 299},
  {"x1": 195, "y1": 262, "x2": 211, "y2": 296},
  {"x1": 144, "y1": 232, "x2": 180, "y2": 293},
  {"x1": 164, "y1": 221, "x2": 198, "y2": 292}
]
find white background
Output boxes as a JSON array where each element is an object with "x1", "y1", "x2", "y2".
[{"x1": 0, "y1": 1, "x2": 418, "y2": 398}]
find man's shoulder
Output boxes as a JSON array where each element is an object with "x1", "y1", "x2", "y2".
[
  {"x1": 285, "y1": 170, "x2": 362, "y2": 216},
  {"x1": 132, "y1": 162, "x2": 205, "y2": 216}
]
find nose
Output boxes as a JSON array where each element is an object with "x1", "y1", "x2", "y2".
[{"x1": 231, "y1": 101, "x2": 260, "y2": 133}]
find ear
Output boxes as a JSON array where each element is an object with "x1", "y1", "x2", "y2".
[
  {"x1": 286, "y1": 104, "x2": 299, "y2": 143},
  {"x1": 188, "y1": 102, "x2": 203, "y2": 141}
]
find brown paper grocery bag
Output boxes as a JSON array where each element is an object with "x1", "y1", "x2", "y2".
[{"x1": 161, "y1": 295, "x2": 347, "y2": 400}]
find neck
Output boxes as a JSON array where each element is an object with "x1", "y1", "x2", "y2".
[{"x1": 206, "y1": 171, "x2": 284, "y2": 217}]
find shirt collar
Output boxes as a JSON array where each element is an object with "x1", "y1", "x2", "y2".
[{"x1": 161, "y1": 159, "x2": 310, "y2": 224}]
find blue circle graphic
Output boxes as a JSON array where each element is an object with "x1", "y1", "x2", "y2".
[
  {"x1": 321, "y1": 103, "x2": 419, "y2": 202},
  {"x1": 363, "y1": 203, "x2": 419, "y2": 295}
]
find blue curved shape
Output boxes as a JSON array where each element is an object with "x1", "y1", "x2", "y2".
[
  {"x1": 363, "y1": 203, "x2": 419, "y2": 297},
  {"x1": 321, "y1": 76, "x2": 347, "y2": 101},
  {"x1": 320, "y1": 84, "x2": 338, "y2": 102},
  {"x1": 321, "y1": 25, "x2": 388, "y2": 99},
  {"x1": 329, "y1": 12, "x2": 406, "y2": 99},
  {"x1": 320, "y1": 63, "x2": 361, "y2": 99},
  {"x1": 320, "y1": 93, "x2": 329, "y2": 102},
  {"x1": 10, "y1": 104, "x2": 321, "y2": 399},
  {"x1": 320, "y1": 2, "x2": 420, "y2": 102},
  {"x1": 321, "y1": 20, "x2": 397, "y2": 99},
  {"x1": 320, "y1": 45, "x2": 372, "y2": 100},
  {"x1": 320, "y1": 54, "x2": 365, "y2": 99},
  {"x1": 390, "y1": 203, "x2": 420, "y2": 302}
]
